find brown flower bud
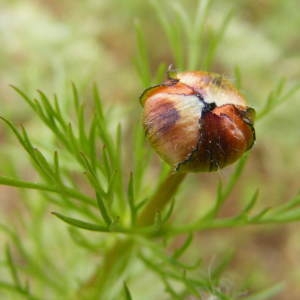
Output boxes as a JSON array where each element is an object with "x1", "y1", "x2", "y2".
[{"x1": 140, "y1": 70, "x2": 255, "y2": 172}]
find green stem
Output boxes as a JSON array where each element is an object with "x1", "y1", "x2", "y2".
[
  {"x1": 138, "y1": 171, "x2": 187, "y2": 226},
  {"x1": 76, "y1": 238, "x2": 134, "y2": 300},
  {"x1": 76, "y1": 171, "x2": 187, "y2": 299}
]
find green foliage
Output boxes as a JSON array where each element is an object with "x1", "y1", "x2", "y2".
[
  {"x1": 0, "y1": 0, "x2": 299, "y2": 299},
  {"x1": 256, "y1": 78, "x2": 300, "y2": 120}
]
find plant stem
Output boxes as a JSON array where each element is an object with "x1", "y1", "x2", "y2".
[
  {"x1": 138, "y1": 171, "x2": 187, "y2": 226},
  {"x1": 76, "y1": 238, "x2": 134, "y2": 300},
  {"x1": 76, "y1": 171, "x2": 187, "y2": 299}
]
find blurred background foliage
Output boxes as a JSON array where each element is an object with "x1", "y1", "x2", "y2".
[{"x1": 0, "y1": 0, "x2": 299, "y2": 299}]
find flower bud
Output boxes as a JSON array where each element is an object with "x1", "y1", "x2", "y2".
[{"x1": 140, "y1": 70, "x2": 255, "y2": 172}]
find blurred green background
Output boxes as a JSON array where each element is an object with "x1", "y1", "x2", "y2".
[{"x1": 0, "y1": 0, "x2": 299, "y2": 299}]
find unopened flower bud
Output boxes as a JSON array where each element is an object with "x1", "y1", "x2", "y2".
[{"x1": 140, "y1": 70, "x2": 255, "y2": 172}]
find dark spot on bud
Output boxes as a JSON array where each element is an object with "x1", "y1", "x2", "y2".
[
  {"x1": 202, "y1": 102, "x2": 217, "y2": 114},
  {"x1": 196, "y1": 93, "x2": 216, "y2": 114},
  {"x1": 145, "y1": 101, "x2": 180, "y2": 135}
]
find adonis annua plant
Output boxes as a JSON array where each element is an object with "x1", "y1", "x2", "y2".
[{"x1": 1, "y1": 0, "x2": 300, "y2": 299}]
